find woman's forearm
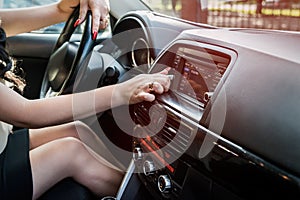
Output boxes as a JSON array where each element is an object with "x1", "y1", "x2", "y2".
[
  {"x1": 0, "y1": 82, "x2": 120, "y2": 128},
  {"x1": 0, "y1": 70, "x2": 170, "y2": 129},
  {"x1": 26, "y1": 84, "x2": 122, "y2": 128},
  {"x1": 0, "y1": 3, "x2": 70, "y2": 37}
]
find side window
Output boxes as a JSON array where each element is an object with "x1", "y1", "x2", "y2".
[
  {"x1": 0, "y1": 0, "x2": 66, "y2": 34},
  {"x1": 0, "y1": 0, "x2": 58, "y2": 8}
]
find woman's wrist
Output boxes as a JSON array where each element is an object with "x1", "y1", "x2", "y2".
[
  {"x1": 111, "y1": 83, "x2": 130, "y2": 107},
  {"x1": 56, "y1": 1, "x2": 78, "y2": 21}
]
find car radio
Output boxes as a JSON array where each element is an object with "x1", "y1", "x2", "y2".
[
  {"x1": 131, "y1": 100, "x2": 199, "y2": 199},
  {"x1": 127, "y1": 41, "x2": 231, "y2": 199}
]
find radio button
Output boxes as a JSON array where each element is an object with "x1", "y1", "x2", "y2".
[
  {"x1": 143, "y1": 160, "x2": 155, "y2": 176},
  {"x1": 133, "y1": 147, "x2": 143, "y2": 161},
  {"x1": 158, "y1": 175, "x2": 172, "y2": 193}
]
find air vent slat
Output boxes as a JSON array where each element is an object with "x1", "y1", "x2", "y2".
[
  {"x1": 162, "y1": 129, "x2": 175, "y2": 139},
  {"x1": 174, "y1": 133, "x2": 189, "y2": 145},
  {"x1": 135, "y1": 103, "x2": 194, "y2": 155},
  {"x1": 177, "y1": 133, "x2": 189, "y2": 144}
]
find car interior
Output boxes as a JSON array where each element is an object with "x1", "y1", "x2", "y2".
[{"x1": 3, "y1": 0, "x2": 300, "y2": 199}]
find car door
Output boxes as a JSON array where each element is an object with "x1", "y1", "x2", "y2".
[{"x1": 7, "y1": 32, "x2": 59, "y2": 99}]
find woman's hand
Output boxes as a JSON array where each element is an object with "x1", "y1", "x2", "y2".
[
  {"x1": 116, "y1": 68, "x2": 173, "y2": 105},
  {"x1": 58, "y1": 0, "x2": 110, "y2": 39}
]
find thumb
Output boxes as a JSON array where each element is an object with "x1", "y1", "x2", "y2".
[
  {"x1": 158, "y1": 67, "x2": 171, "y2": 75},
  {"x1": 138, "y1": 92, "x2": 155, "y2": 102}
]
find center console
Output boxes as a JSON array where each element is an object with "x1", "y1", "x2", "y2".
[{"x1": 112, "y1": 39, "x2": 233, "y2": 200}]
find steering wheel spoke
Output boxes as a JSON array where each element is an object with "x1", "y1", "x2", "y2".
[{"x1": 45, "y1": 86, "x2": 60, "y2": 98}]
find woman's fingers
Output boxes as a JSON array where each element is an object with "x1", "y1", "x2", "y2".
[
  {"x1": 148, "y1": 81, "x2": 165, "y2": 94},
  {"x1": 137, "y1": 91, "x2": 156, "y2": 102},
  {"x1": 154, "y1": 68, "x2": 173, "y2": 92},
  {"x1": 98, "y1": 16, "x2": 109, "y2": 31},
  {"x1": 134, "y1": 72, "x2": 173, "y2": 103},
  {"x1": 158, "y1": 67, "x2": 171, "y2": 75},
  {"x1": 74, "y1": 0, "x2": 110, "y2": 39},
  {"x1": 74, "y1": 0, "x2": 88, "y2": 27},
  {"x1": 90, "y1": 0, "x2": 110, "y2": 32}
]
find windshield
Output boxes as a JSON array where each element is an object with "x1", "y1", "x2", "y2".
[
  {"x1": 141, "y1": 0, "x2": 300, "y2": 31},
  {"x1": 1, "y1": 0, "x2": 299, "y2": 32},
  {"x1": 0, "y1": 0, "x2": 57, "y2": 8}
]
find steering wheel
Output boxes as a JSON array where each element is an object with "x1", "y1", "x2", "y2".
[{"x1": 40, "y1": 6, "x2": 95, "y2": 98}]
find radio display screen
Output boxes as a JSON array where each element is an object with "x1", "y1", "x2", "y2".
[{"x1": 172, "y1": 46, "x2": 229, "y2": 105}]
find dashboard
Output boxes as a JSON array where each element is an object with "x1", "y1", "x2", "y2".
[
  {"x1": 7, "y1": 4, "x2": 300, "y2": 199},
  {"x1": 94, "y1": 11, "x2": 300, "y2": 200},
  {"x1": 129, "y1": 37, "x2": 236, "y2": 200}
]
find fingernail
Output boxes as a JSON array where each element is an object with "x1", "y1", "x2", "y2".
[
  {"x1": 74, "y1": 19, "x2": 81, "y2": 27},
  {"x1": 92, "y1": 31, "x2": 98, "y2": 40}
]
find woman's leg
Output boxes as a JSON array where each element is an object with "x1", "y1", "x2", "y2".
[
  {"x1": 29, "y1": 121, "x2": 125, "y2": 171},
  {"x1": 30, "y1": 137, "x2": 123, "y2": 200},
  {"x1": 29, "y1": 121, "x2": 83, "y2": 149}
]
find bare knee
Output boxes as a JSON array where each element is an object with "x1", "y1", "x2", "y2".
[
  {"x1": 73, "y1": 120, "x2": 94, "y2": 136},
  {"x1": 30, "y1": 137, "x2": 90, "y2": 199},
  {"x1": 60, "y1": 136, "x2": 88, "y2": 161},
  {"x1": 57, "y1": 137, "x2": 99, "y2": 173},
  {"x1": 64, "y1": 121, "x2": 88, "y2": 138},
  {"x1": 56, "y1": 137, "x2": 88, "y2": 171},
  {"x1": 34, "y1": 136, "x2": 122, "y2": 197}
]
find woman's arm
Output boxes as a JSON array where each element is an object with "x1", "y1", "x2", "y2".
[
  {"x1": 0, "y1": 0, "x2": 109, "y2": 37},
  {"x1": 0, "y1": 69, "x2": 171, "y2": 128},
  {"x1": 0, "y1": 3, "x2": 69, "y2": 37},
  {"x1": 0, "y1": 82, "x2": 116, "y2": 128}
]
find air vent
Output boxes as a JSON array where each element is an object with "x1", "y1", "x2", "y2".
[
  {"x1": 134, "y1": 103, "x2": 193, "y2": 156},
  {"x1": 134, "y1": 103, "x2": 150, "y2": 125}
]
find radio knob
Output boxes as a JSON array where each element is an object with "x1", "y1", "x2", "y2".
[
  {"x1": 158, "y1": 175, "x2": 172, "y2": 193},
  {"x1": 133, "y1": 147, "x2": 143, "y2": 161},
  {"x1": 143, "y1": 160, "x2": 155, "y2": 176}
]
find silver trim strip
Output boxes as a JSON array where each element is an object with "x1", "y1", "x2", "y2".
[{"x1": 115, "y1": 159, "x2": 135, "y2": 200}]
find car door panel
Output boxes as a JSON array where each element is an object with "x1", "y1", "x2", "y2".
[{"x1": 7, "y1": 33, "x2": 58, "y2": 99}]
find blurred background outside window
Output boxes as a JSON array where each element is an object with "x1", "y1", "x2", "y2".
[
  {"x1": 144, "y1": 0, "x2": 300, "y2": 31},
  {"x1": 0, "y1": 0, "x2": 57, "y2": 8},
  {"x1": 0, "y1": 0, "x2": 299, "y2": 31}
]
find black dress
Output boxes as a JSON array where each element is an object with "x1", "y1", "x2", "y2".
[{"x1": 0, "y1": 129, "x2": 33, "y2": 199}]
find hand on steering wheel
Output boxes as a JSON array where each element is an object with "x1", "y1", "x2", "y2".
[
  {"x1": 40, "y1": 6, "x2": 95, "y2": 98},
  {"x1": 58, "y1": 0, "x2": 110, "y2": 36}
]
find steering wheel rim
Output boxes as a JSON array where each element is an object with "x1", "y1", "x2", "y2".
[{"x1": 40, "y1": 6, "x2": 95, "y2": 98}]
